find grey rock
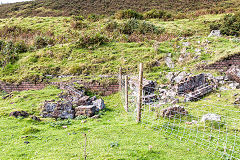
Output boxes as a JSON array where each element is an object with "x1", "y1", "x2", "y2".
[
  {"x1": 173, "y1": 72, "x2": 187, "y2": 83},
  {"x1": 229, "y1": 82, "x2": 240, "y2": 89},
  {"x1": 165, "y1": 57, "x2": 175, "y2": 68},
  {"x1": 201, "y1": 113, "x2": 221, "y2": 122},
  {"x1": 92, "y1": 99, "x2": 105, "y2": 111},
  {"x1": 208, "y1": 30, "x2": 221, "y2": 37},
  {"x1": 166, "y1": 72, "x2": 175, "y2": 82}
]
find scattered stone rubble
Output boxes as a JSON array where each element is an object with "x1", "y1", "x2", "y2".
[
  {"x1": 41, "y1": 84, "x2": 105, "y2": 119},
  {"x1": 226, "y1": 65, "x2": 240, "y2": 83},
  {"x1": 160, "y1": 105, "x2": 188, "y2": 118}
]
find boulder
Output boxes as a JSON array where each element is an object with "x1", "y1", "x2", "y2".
[
  {"x1": 75, "y1": 105, "x2": 96, "y2": 117},
  {"x1": 229, "y1": 82, "x2": 240, "y2": 89},
  {"x1": 208, "y1": 30, "x2": 221, "y2": 37},
  {"x1": 174, "y1": 71, "x2": 187, "y2": 83},
  {"x1": 166, "y1": 72, "x2": 175, "y2": 82},
  {"x1": 92, "y1": 99, "x2": 105, "y2": 111},
  {"x1": 201, "y1": 113, "x2": 221, "y2": 122}
]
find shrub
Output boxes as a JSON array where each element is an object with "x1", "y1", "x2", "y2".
[
  {"x1": 209, "y1": 22, "x2": 221, "y2": 30},
  {"x1": 75, "y1": 32, "x2": 109, "y2": 49},
  {"x1": 119, "y1": 19, "x2": 163, "y2": 35},
  {"x1": 0, "y1": 41, "x2": 27, "y2": 67},
  {"x1": 220, "y1": 12, "x2": 240, "y2": 36},
  {"x1": 105, "y1": 21, "x2": 119, "y2": 32},
  {"x1": 144, "y1": 9, "x2": 173, "y2": 20},
  {"x1": 119, "y1": 18, "x2": 140, "y2": 34},
  {"x1": 115, "y1": 9, "x2": 143, "y2": 20},
  {"x1": 34, "y1": 36, "x2": 54, "y2": 49},
  {"x1": 87, "y1": 14, "x2": 102, "y2": 22},
  {"x1": 138, "y1": 21, "x2": 162, "y2": 34}
]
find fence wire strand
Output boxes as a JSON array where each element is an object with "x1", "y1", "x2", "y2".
[{"x1": 120, "y1": 74, "x2": 240, "y2": 160}]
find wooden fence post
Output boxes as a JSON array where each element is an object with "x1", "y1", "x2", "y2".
[
  {"x1": 119, "y1": 67, "x2": 122, "y2": 91},
  {"x1": 125, "y1": 75, "x2": 128, "y2": 112},
  {"x1": 137, "y1": 63, "x2": 143, "y2": 123}
]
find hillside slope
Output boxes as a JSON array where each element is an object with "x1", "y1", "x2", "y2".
[{"x1": 0, "y1": 0, "x2": 239, "y2": 18}]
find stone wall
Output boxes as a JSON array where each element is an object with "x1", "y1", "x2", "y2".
[
  {"x1": 0, "y1": 81, "x2": 46, "y2": 93},
  {"x1": 205, "y1": 53, "x2": 240, "y2": 70},
  {"x1": 0, "y1": 80, "x2": 119, "y2": 96}
]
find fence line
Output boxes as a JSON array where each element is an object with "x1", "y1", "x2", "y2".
[{"x1": 120, "y1": 65, "x2": 240, "y2": 160}]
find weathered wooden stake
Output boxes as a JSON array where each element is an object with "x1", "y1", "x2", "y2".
[
  {"x1": 125, "y1": 75, "x2": 128, "y2": 112},
  {"x1": 137, "y1": 63, "x2": 143, "y2": 123},
  {"x1": 119, "y1": 67, "x2": 122, "y2": 91},
  {"x1": 83, "y1": 133, "x2": 87, "y2": 160}
]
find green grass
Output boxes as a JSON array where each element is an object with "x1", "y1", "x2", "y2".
[{"x1": 0, "y1": 88, "x2": 223, "y2": 160}]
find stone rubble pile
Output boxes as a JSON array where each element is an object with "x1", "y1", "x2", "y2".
[
  {"x1": 41, "y1": 84, "x2": 105, "y2": 119},
  {"x1": 160, "y1": 105, "x2": 188, "y2": 118}
]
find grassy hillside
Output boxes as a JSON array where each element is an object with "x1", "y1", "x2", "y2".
[
  {"x1": 0, "y1": 0, "x2": 240, "y2": 18},
  {"x1": 0, "y1": 89, "x2": 228, "y2": 159},
  {"x1": 0, "y1": 14, "x2": 239, "y2": 83}
]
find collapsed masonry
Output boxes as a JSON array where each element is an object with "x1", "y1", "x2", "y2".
[
  {"x1": 41, "y1": 84, "x2": 105, "y2": 119},
  {"x1": 177, "y1": 73, "x2": 216, "y2": 102},
  {"x1": 226, "y1": 65, "x2": 240, "y2": 83},
  {"x1": 128, "y1": 76, "x2": 157, "y2": 104}
]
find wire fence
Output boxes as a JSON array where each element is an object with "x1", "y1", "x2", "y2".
[{"x1": 120, "y1": 66, "x2": 240, "y2": 160}]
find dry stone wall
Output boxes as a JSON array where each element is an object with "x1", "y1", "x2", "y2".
[
  {"x1": 0, "y1": 80, "x2": 119, "y2": 96},
  {"x1": 205, "y1": 53, "x2": 240, "y2": 70}
]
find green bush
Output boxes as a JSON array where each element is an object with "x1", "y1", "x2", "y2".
[
  {"x1": 75, "y1": 32, "x2": 109, "y2": 48},
  {"x1": 144, "y1": 9, "x2": 172, "y2": 20},
  {"x1": 119, "y1": 18, "x2": 140, "y2": 34},
  {"x1": 34, "y1": 36, "x2": 54, "y2": 49},
  {"x1": 138, "y1": 21, "x2": 162, "y2": 34},
  {"x1": 105, "y1": 21, "x2": 119, "y2": 32},
  {"x1": 0, "y1": 41, "x2": 28, "y2": 67},
  {"x1": 220, "y1": 12, "x2": 240, "y2": 36},
  {"x1": 209, "y1": 22, "x2": 221, "y2": 30},
  {"x1": 119, "y1": 19, "x2": 163, "y2": 35},
  {"x1": 87, "y1": 14, "x2": 102, "y2": 22},
  {"x1": 115, "y1": 9, "x2": 143, "y2": 20}
]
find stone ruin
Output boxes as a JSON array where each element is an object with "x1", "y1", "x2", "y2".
[
  {"x1": 177, "y1": 73, "x2": 216, "y2": 102},
  {"x1": 41, "y1": 84, "x2": 105, "y2": 119},
  {"x1": 128, "y1": 76, "x2": 157, "y2": 104}
]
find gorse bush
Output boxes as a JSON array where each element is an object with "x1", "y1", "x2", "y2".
[
  {"x1": 87, "y1": 14, "x2": 102, "y2": 22},
  {"x1": 119, "y1": 18, "x2": 140, "y2": 34},
  {"x1": 0, "y1": 40, "x2": 28, "y2": 67},
  {"x1": 119, "y1": 19, "x2": 163, "y2": 35},
  {"x1": 75, "y1": 31, "x2": 109, "y2": 49},
  {"x1": 144, "y1": 9, "x2": 173, "y2": 20},
  {"x1": 105, "y1": 21, "x2": 119, "y2": 32},
  {"x1": 220, "y1": 12, "x2": 240, "y2": 36},
  {"x1": 115, "y1": 9, "x2": 143, "y2": 20}
]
